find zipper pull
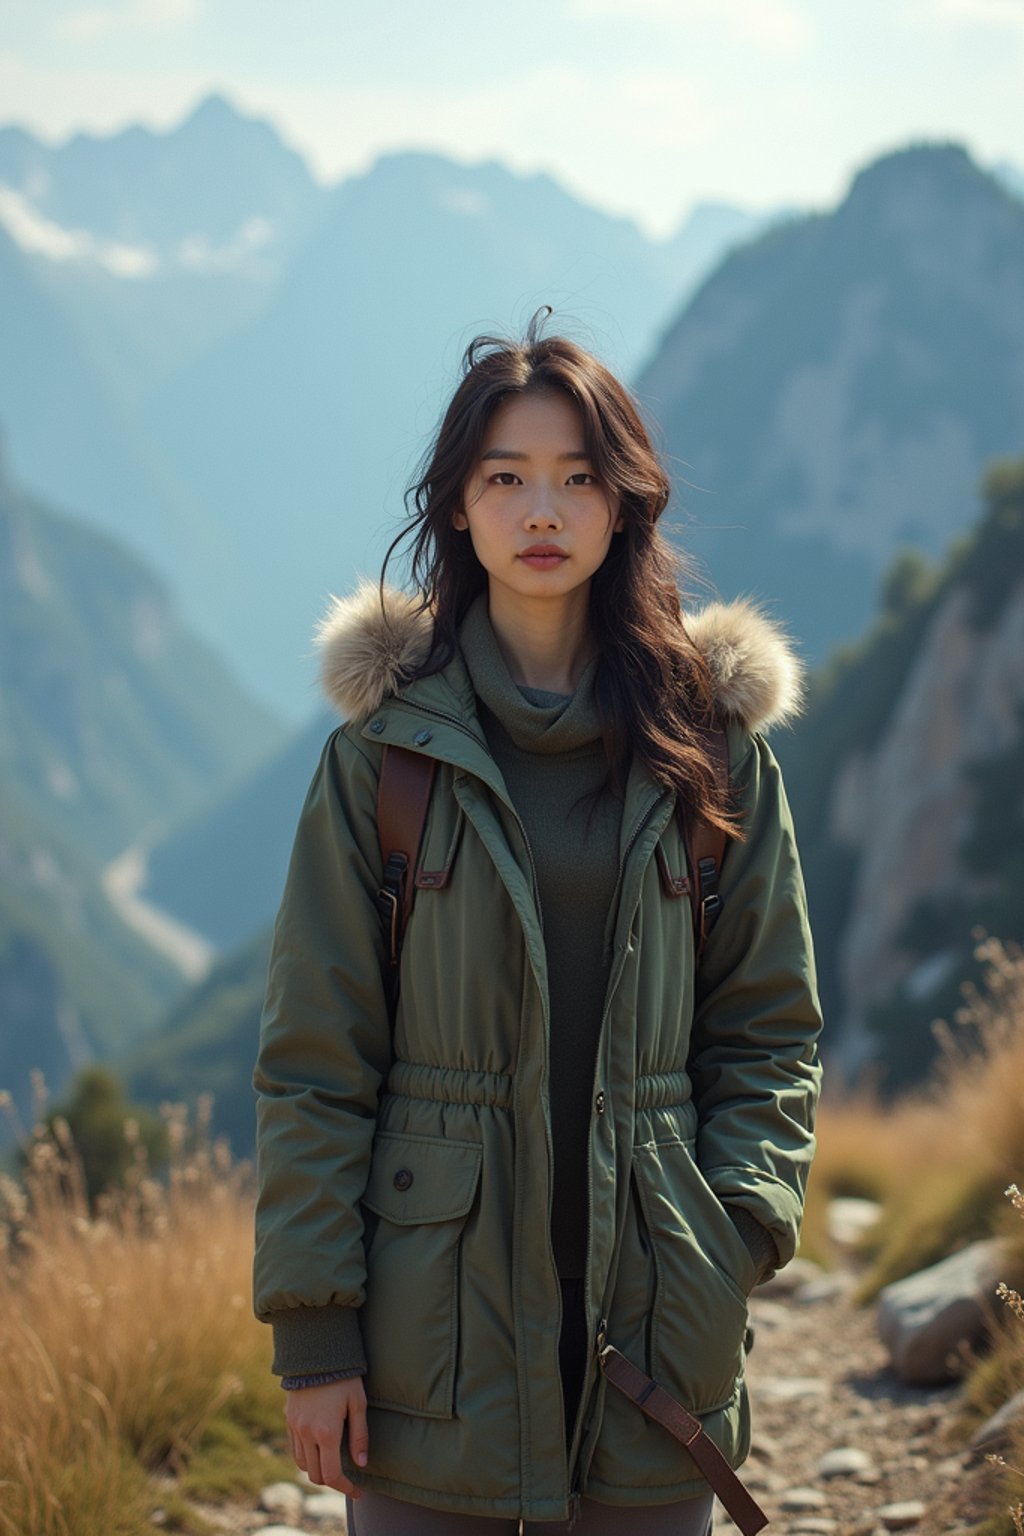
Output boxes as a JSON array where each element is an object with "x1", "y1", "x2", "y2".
[
  {"x1": 595, "y1": 1316, "x2": 608, "y2": 1356},
  {"x1": 566, "y1": 1489, "x2": 583, "y2": 1530}
]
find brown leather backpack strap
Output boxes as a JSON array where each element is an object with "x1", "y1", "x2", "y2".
[
  {"x1": 599, "y1": 1342, "x2": 768, "y2": 1536},
  {"x1": 376, "y1": 744, "x2": 437, "y2": 969},
  {"x1": 684, "y1": 724, "x2": 730, "y2": 963}
]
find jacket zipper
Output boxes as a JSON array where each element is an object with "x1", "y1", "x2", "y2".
[
  {"x1": 570, "y1": 789, "x2": 663, "y2": 1497},
  {"x1": 386, "y1": 698, "x2": 667, "y2": 1515}
]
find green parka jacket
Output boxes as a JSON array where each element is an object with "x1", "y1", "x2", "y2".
[{"x1": 252, "y1": 585, "x2": 823, "y2": 1523}]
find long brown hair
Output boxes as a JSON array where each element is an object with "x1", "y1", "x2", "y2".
[{"x1": 381, "y1": 309, "x2": 739, "y2": 838}]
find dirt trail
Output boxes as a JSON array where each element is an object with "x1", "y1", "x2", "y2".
[{"x1": 730, "y1": 1267, "x2": 990, "y2": 1536}]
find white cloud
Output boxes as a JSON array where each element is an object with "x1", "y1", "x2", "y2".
[
  {"x1": 0, "y1": 183, "x2": 158, "y2": 275},
  {"x1": 176, "y1": 215, "x2": 275, "y2": 270},
  {"x1": 567, "y1": 0, "x2": 811, "y2": 55},
  {"x1": 52, "y1": 0, "x2": 199, "y2": 44}
]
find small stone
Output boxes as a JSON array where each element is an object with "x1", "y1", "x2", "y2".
[
  {"x1": 260, "y1": 1482, "x2": 305, "y2": 1522},
  {"x1": 747, "y1": 1297, "x2": 789, "y2": 1331},
  {"x1": 742, "y1": 1467, "x2": 786, "y2": 1492},
  {"x1": 877, "y1": 1239, "x2": 1007, "y2": 1385},
  {"x1": 780, "y1": 1487, "x2": 828, "y2": 1511},
  {"x1": 261, "y1": 1528, "x2": 309, "y2": 1536},
  {"x1": 304, "y1": 1490, "x2": 349, "y2": 1520},
  {"x1": 815, "y1": 1446, "x2": 874, "y2": 1479},
  {"x1": 876, "y1": 1501, "x2": 927, "y2": 1530},
  {"x1": 855, "y1": 1468, "x2": 883, "y2": 1485},
  {"x1": 790, "y1": 1521, "x2": 839, "y2": 1535},
  {"x1": 794, "y1": 1274, "x2": 852, "y2": 1304},
  {"x1": 937, "y1": 1454, "x2": 967, "y2": 1479},
  {"x1": 827, "y1": 1196, "x2": 882, "y2": 1246},
  {"x1": 755, "y1": 1376, "x2": 829, "y2": 1401}
]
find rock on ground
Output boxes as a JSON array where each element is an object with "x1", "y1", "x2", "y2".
[
  {"x1": 876, "y1": 1239, "x2": 1007, "y2": 1385},
  {"x1": 816, "y1": 1446, "x2": 876, "y2": 1478}
]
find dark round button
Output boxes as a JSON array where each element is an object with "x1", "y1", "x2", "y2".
[
  {"x1": 413, "y1": 729, "x2": 433, "y2": 746},
  {"x1": 393, "y1": 1167, "x2": 414, "y2": 1191},
  {"x1": 369, "y1": 718, "x2": 385, "y2": 734}
]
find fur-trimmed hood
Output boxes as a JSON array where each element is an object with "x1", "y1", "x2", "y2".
[{"x1": 315, "y1": 582, "x2": 805, "y2": 735}]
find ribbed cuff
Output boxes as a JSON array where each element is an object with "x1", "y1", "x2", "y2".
[
  {"x1": 724, "y1": 1203, "x2": 780, "y2": 1285},
  {"x1": 281, "y1": 1366, "x2": 365, "y2": 1390},
  {"x1": 267, "y1": 1304, "x2": 367, "y2": 1377}
]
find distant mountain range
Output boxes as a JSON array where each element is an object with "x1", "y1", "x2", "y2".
[
  {"x1": 0, "y1": 440, "x2": 282, "y2": 859},
  {"x1": 0, "y1": 449, "x2": 282, "y2": 1151},
  {"x1": 638, "y1": 142, "x2": 1024, "y2": 663},
  {"x1": 0, "y1": 93, "x2": 769, "y2": 715}
]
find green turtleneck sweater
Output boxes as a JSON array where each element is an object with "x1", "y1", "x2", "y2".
[{"x1": 459, "y1": 595, "x2": 620, "y2": 1276}]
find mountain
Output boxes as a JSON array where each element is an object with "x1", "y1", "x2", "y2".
[
  {"x1": 0, "y1": 94, "x2": 769, "y2": 716},
  {"x1": 0, "y1": 771, "x2": 183, "y2": 1156},
  {"x1": 141, "y1": 711, "x2": 331, "y2": 950},
  {"x1": 0, "y1": 93, "x2": 327, "y2": 397},
  {"x1": 0, "y1": 217, "x2": 212, "y2": 578},
  {"x1": 0, "y1": 444, "x2": 284, "y2": 861},
  {"x1": 637, "y1": 142, "x2": 1024, "y2": 664},
  {"x1": 0, "y1": 445, "x2": 289, "y2": 1152},
  {"x1": 118, "y1": 929, "x2": 271, "y2": 1158},
  {"x1": 780, "y1": 454, "x2": 1024, "y2": 1088}
]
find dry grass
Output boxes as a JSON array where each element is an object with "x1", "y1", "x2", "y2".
[
  {"x1": 800, "y1": 938, "x2": 1024, "y2": 1298},
  {"x1": 0, "y1": 1085, "x2": 291, "y2": 1536}
]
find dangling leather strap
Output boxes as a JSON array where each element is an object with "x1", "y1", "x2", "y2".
[
  {"x1": 375, "y1": 744, "x2": 437, "y2": 970},
  {"x1": 684, "y1": 724, "x2": 730, "y2": 963},
  {"x1": 599, "y1": 1342, "x2": 768, "y2": 1536}
]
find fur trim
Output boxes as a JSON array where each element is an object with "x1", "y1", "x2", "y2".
[
  {"x1": 686, "y1": 597, "x2": 805, "y2": 733},
  {"x1": 316, "y1": 582, "x2": 433, "y2": 721},
  {"x1": 317, "y1": 583, "x2": 805, "y2": 732}
]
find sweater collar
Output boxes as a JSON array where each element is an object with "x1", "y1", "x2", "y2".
[{"x1": 457, "y1": 594, "x2": 604, "y2": 756}]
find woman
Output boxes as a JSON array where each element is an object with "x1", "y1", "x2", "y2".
[{"x1": 252, "y1": 312, "x2": 823, "y2": 1534}]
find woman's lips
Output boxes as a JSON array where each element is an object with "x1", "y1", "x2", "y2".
[{"x1": 519, "y1": 546, "x2": 568, "y2": 569}]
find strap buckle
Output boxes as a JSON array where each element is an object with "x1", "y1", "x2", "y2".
[{"x1": 376, "y1": 851, "x2": 409, "y2": 965}]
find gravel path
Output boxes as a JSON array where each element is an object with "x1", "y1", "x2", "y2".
[{"x1": 728, "y1": 1265, "x2": 989, "y2": 1536}]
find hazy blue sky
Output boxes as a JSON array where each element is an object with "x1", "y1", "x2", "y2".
[{"x1": 2, "y1": 0, "x2": 1022, "y2": 234}]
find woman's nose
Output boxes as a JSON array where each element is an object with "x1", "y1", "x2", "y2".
[{"x1": 524, "y1": 490, "x2": 563, "y2": 529}]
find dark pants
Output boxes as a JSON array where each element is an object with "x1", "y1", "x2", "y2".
[{"x1": 347, "y1": 1279, "x2": 714, "y2": 1534}]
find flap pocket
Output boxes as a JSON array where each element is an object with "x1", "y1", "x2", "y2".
[{"x1": 362, "y1": 1131, "x2": 482, "y2": 1226}]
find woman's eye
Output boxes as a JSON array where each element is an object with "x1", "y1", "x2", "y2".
[
  {"x1": 490, "y1": 472, "x2": 520, "y2": 486},
  {"x1": 567, "y1": 472, "x2": 599, "y2": 486}
]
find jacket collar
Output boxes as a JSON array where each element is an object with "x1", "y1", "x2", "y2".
[{"x1": 315, "y1": 580, "x2": 807, "y2": 737}]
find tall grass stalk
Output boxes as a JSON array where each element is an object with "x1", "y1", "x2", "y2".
[{"x1": 0, "y1": 1088, "x2": 274, "y2": 1536}]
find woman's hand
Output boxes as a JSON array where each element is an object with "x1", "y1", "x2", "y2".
[{"x1": 284, "y1": 1375, "x2": 369, "y2": 1497}]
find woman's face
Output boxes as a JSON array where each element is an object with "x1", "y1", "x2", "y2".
[{"x1": 455, "y1": 389, "x2": 623, "y2": 618}]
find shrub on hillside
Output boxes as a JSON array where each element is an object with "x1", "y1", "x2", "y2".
[{"x1": 24, "y1": 1064, "x2": 169, "y2": 1206}]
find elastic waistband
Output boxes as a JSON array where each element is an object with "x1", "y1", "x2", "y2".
[
  {"x1": 635, "y1": 1070, "x2": 692, "y2": 1110},
  {"x1": 385, "y1": 1058, "x2": 513, "y2": 1108}
]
